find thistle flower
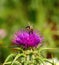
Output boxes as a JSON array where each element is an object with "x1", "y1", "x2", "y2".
[{"x1": 12, "y1": 26, "x2": 43, "y2": 48}]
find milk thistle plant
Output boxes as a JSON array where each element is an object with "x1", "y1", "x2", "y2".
[{"x1": 3, "y1": 26, "x2": 55, "y2": 65}]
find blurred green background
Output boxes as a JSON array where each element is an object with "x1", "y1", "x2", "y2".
[{"x1": 0, "y1": 0, "x2": 59, "y2": 64}]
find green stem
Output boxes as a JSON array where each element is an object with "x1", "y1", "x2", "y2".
[
  {"x1": 11, "y1": 54, "x2": 25, "y2": 65},
  {"x1": 3, "y1": 54, "x2": 15, "y2": 65},
  {"x1": 39, "y1": 48, "x2": 59, "y2": 52},
  {"x1": 43, "y1": 59, "x2": 55, "y2": 65},
  {"x1": 3, "y1": 61, "x2": 21, "y2": 65}
]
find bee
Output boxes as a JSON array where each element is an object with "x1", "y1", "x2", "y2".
[{"x1": 26, "y1": 25, "x2": 33, "y2": 34}]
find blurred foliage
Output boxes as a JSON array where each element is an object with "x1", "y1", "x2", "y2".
[{"x1": 0, "y1": 0, "x2": 59, "y2": 64}]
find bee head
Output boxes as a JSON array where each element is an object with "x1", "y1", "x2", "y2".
[{"x1": 26, "y1": 26, "x2": 33, "y2": 33}]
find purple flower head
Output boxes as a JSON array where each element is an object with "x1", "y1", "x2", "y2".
[{"x1": 12, "y1": 26, "x2": 43, "y2": 48}]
